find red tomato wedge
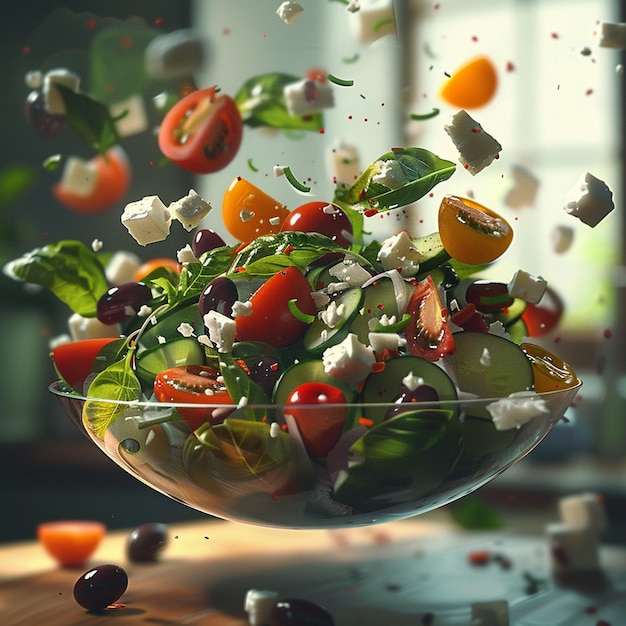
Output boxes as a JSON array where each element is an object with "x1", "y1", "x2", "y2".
[
  {"x1": 52, "y1": 338, "x2": 118, "y2": 393},
  {"x1": 37, "y1": 520, "x2": 106, "y2": 567},
  {"x1": 158, "y1": 86, "x2": 243, "y2": 174},
  {"x1": 405, "y1": 275, "x2": 455, "y2": 361},
  {"x1": 235, "y1": 266, "x2": 316, "y2": 349},
  {"x1": 52, "y1": 146, "x2": 131, "y2": 214}
]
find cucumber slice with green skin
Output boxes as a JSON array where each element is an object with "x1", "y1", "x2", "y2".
[
  {"x1": 135, "y1": 337, "x2": 205, "y2": 386},
  {"x1": 138, "y1": 302, "x2": 204, "y2": 351},
  {"x1": 303, "y1": 288, "x2": 363, "y2": 353},
  {"x1": 449, "y1": 331, "x2": 534, "y2": 418},
  {"x1": 412, "y1": 232, "x2": 450, "y2": 275},
  {"x1": 360, "y1": 355, "x2": 458, "y2": 424}
]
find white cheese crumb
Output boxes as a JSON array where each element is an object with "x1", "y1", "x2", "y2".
[
  {"x1": 311, "y1": 290, "x2": 331, "y2": 308},
  {"x1": 91, "y1": 239, "x2": 103, "y2": 252},
  {"x1": 503, "y1": 164, "x2": 539, "y2": 208},
  {"x1": 507, "y1": 270, "x2": 547, "y2": 305},
  {"x1": 372, "y1": 159, "x2": 408, "y2": 190},
  {"x1": 269, "y1": 422, "x2": 281, "y2": 438},
  {"x1": 402, "y1": 371, "x2": 424, "y2": 392},
  {"x1": 347, "y1": 0, "x2": 360, "y2": 12},
  {"x1": 157, "y1": 335, "x2": 167, "y2": 345},
  {"x1": 25, "y1": 70, "x2": 43, "y2": 89},
  {"x1": 479, "y1": 347, "x2": 492, "y2": 367},
  {"x1": 444, "y1": 109, "x2": 502, "y2": 176},
  {"x1": 177, "y1": 322, "x2": 196, "y2": 338},
  {"x1": 231, "y1": 300, "x2": 253, "y2": 318},
  {"x1": 284, "y1": 79, "x2": 334, "y2": 116},
  {"x1": 121, "y1": 195, "x2": 172, "y2": 246},
  {"x1": 377, "y1": 231, "x2": 422, "y2": 277},
  {"x1": 197, "y1": 334, "x2": 211, "y2": 347},
  {"x1": 487, "y1": 391, "x2": 549, "y2": 431},
  {"x1": 137, "y1": 304, "x2": 152, "y2": 317},
  {"x1": 170, "y1": 189, "x2": 212, "y2": 231},
  {"x1": 368, "y1": 313, "x2": 397, "y2": 331},
  {"x1": 244, "y1": 589, "x2": 280, "y2": 626},
  {"x1": 276, "y1": 0, "x2": 304, "y2": 24},
  {"x1": 177, "y1": 244, "x2": 197, "y2": 264},
  {"x1": 563, "y1": 172, "x2": 614, "y2": 227},
  {"x1": 68, "y1": 313, "x2": 120, "y2": 341},
  {"x1": 322, "y1": 333, "x2": 375, "y2": 387},
  {"x1": 43, "y1": 68, "x2": 80, "y2": 114},
  {"x1": 204, "y1": 310, "x2": 237, "y2": 353},
  {"x1": 552, "y1": 225, "x2": 575, "y2": 254},
  {"x1": 273, "y1": 165, "x2": 285, "y2": 177},
  {"x1": 368, "y1": 331, "x2": 399, "y2": 352},
  {"x1": 329, "y1": 260, "x2": 371, "y2": 286},
  {"x1": 320, "y1": 300, "x2": 345, "y2": 328}
]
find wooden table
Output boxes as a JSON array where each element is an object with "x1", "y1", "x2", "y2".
[{"x1": 1, "y1": 517, "x2": 625, "y2": 625}]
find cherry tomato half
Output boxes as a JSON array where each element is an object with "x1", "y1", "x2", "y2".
[
  {"x1": 153, "y1": 365, "x2": 233, "y2": 430},
  {"x1": 439, "y1": 55, "x2": 498, "y2": 109},
  {"x1": 52, "y1": 146, "x2": 131, "y2": 214},
  {"x1": 279, "y1": 201, "x2": 353, "y2": 248},
  {"x1": 284, "y1": 382, "x2": 347, "y2": 458},
  {"x1": 521, "y1": 343, "x2": 580, "y2": 393},
  {"x1": 222, "y1": 176, "x2": 290, "y2": 241},
  {"x1": 405, "y1": 275, "x2": 455, "y2": 361},
  {"x1": 158, "y1": 86, "x2": 243, "y2": 174},
  {"x1": 235, "y1": 266, "x2": 316, "y2": 349},
  {"x1": 37, "y1": 520, "x2": 106, "y2": 567}
]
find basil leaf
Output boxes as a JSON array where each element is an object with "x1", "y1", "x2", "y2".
[
  {"x1": 56, "y1": 85, "x2": 120, "y2": 155},
  {"x1": 234, "y1": 72, "x2": 323, "y2": 131},
  {"x1": 4, "y1": 240, "x2": 109, "y2": 317},
  {"x1": 218, "y1": 353, "x2": 270, "y2": 422},
  {"x1": 448, "y1": 496, "x2": 504, "y2": 530},
  {"x1": 336, "y1": 147, "x2": 456, "y2": 212}
]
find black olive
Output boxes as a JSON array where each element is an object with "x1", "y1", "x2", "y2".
[
  {"x1": 73, "y1": 564, "x2": 128, "y2": 611},
  {"x1": 127, "y1": 522, "x2": 168, "y2": 562}
]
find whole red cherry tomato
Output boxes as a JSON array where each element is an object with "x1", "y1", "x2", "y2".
[
  {"x1": 158, "y1": 86, "x2": 243, "y2": 174},
  {"x1": 284, "y1": 382, "x2": 347, "y2": 458},
  {"x1": 235, "y1": 266, "x2": 316, "y2": 349},
  {"x1": 279, "y1": 201, "x2": 353, "y2": 248},
  {"x1": 153, "y1": 365, "x2": 233, "y2": 430}
]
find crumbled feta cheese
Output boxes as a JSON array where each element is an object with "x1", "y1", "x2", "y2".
[
  {"x1": 197, "y1": 334, "x2": 211, "y2": 347},
  {"x1": 109, "y1": 94, "x2": 148, "y2": 138},
  {"x1": 503, "y1": 164, "x2": 539, "y2": 208},
  {"x1": 276, "y1": 0, "x2": 304, "y2": 24},
  {"x1": 58, "y1": 156, "x2": 98, "y2": 197},
  {"x1": 320, "y1": 300, "x2": 345, "y2": 328},
  {"x1": 268, "y1": 215, "x2": 281, "y2": 226},
  {"x1": 121, "y1": 195, "x2": 172, "y2": 246},
  {"x1": 354, "y1": 2, "x2": 396, "y2": 43},
  {"x1": 273, "y1": 165, "x2": 285, "y2": 178},
  {"x1": 244, "y1": 589, "x2": 280, "y2": 626},
  {"x1": 157, "y1": 335, "x2": 167, "y2": 344},
  {"x1": 368, "y1": 313, "x2": 397, "y2": 331},
  {"x1": 311, "y1": 290, "x2": 331, "y2": 308},
  {"x1": 444, "y1": 110, "x2": 502, "y2": 176},
  {"x1": 347, "y1": 0, "x2": 360, "y2": 12},
  {"x1": 552, "y1": 225, "x2": 575, "y2": 254},
  {"x1": 479, "y1": 347, "x2": 492, "y2": 367},
  {"x1": 329, "y1": 142, "x2": 360, "y2": 187},
  {"x1": 25, "y1": 70, "x2": 43, "y2": 89},
  {"x1": 507, "y1": 270, "x2": 547, "y2": 305},
  {"x1": 204, "y1": 310, "x2": 237, "y2": 353},
  {"x1": 68, "y1": 312, "x2": 120, "y2": 341},
  {"x1": 137, "y1": 304, "x2": 152, "y2": 317},
  {"x1": 486, "y1": 391, "x2": 549, "y2": 430},
  {"x1": 402, "y1": 371, "x2": 424, "y2": 392},
  {"x1": 144, "y1": 29, "x2": 204, "y2": 79},
  {"x1": 284, "y1": 79, "x2": 334, "y2": 116},
  {"x1": 91, "y1": 239, "x2": 103, "y2": 252},
  {"x1": 368, "y1": 331, "x2": 399, "y2": 352},
  {"x1": 329, "y1": 260, "x2": 371, "y2": 286},
  {"x1": 372, "y1": 159, "x2": 408, "y2": 190},
  {"x1": 231, "y1": 300, "x2": 253, "y2": 318},
  {"x1": 322, "y1": 333, "x2": 375, "y2": 387},
  {"x1": 326, "y1": 281, "x2": 351, "y2": 294},
  {"x1": 595, "y1": 21, "x2": 626, "y2": 49},
  {"x1": 563, "y1": 172, "x2": 614, "y2": 227},
  {"x1": 377, "y1": 231, "x2": 422, "y2": 277},
  {"x1": 170, "y1": 189, "x2": 212, "y2": 231},
  {"x1": 177, "y1": 244, "x2": 197, "y2": 264},
  {"x1": 43, "y1": 68, "x2": 80, "y2": 114},
  {"x1": 471, "y1": 600, "x2": 510, "y2": 626},
  {"x1": 269, "y1": 422, "x2": 281, "y2": 438},
  {"x1": 177, "y1": 322, "x2": 195, "y2": 338},
  {"x1": 558, "y1": 492, "x2": 608, "y2": 533},
  {"x1": 105, "y1": 251, "x2": 142, "y2": 285}
]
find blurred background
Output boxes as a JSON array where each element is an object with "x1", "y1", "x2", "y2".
[{"x1": 1, "y1": 0, "x2": 625, "y2": 543}]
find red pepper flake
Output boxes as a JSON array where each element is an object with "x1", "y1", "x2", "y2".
[
  {"x1": 375, "y1": 348, "x2": 401, "y2": 362},
  {"x1": 235, "y1": 266, "x2": 246, "y2": 273},
  {"x1": 154, "y1": 17, "x2": 165, "y2": 26},
  {"x1": 471, "y1": 35, "x2": 479, "y2": 42},
  {"x1": 281, "y1": 423, "x2": 288, "y2": 431},
  {"x1": 364, "y1": 209, "x2": 378, "y2": 217},
  {"x1": 234, "y1": 240, "x2": 249, "y2": 253},
  {"x1": 586, "y1": 88, "x2": 594, "y2": 96},
  {"x1": 358, "y1": 416, "x2": 374, "y2": 428},
  {"x1": 585, "y1": 606, "x2": 599, "y2": 615},
  {"x1": 236, "y1": 359, "x2": 250, "y2": 375},
  {"x1": 604, "y1": 328, "x2": 613, "y2": 339},
  {"x1": 551, "y1": 32, "x2": 559, "y2": 39},
  {"x1": 371, "y1": 361, "x2": 386, "y2": 374},
  {"x1": 506, "y1": 60, "x2": 515, "y2": 72},
  {"x1": 319, "y1": 128, "x2": 325, "y2": 134},
  {"x1": 471, "y1": 127, "x2": 481, "y2": 133},
  {"x1": 463, "y1": 164, "x2": 469, "y2": 169},
  {"x1": 376, "y1": 303, "x2": 385, "y2": 310},
  {"x1": 468, "y1": 550, "x2": 491, "y2": 565},
  {"x1": 119, "y1": 35, "x2": 133, "y2": 49}
]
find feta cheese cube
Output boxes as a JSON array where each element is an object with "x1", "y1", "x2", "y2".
[
  {"x1": 563, "y1": 172, "x2": 614, "y2": 227},
  {"x1": 507, "y1": 270, "x2": 547, "y2": 304},
  {"x1": 486, "y1": 391, "x2": 549, "y2": 430},
  {"x1": 43, "y1": 68, "x2": 80, "y2": 114},
  {"x1": 377, "y1": 231, "x2": 422, "y2": 277},
  {"x1": 105, "y1": 251, "x2": 142, "y2": 285},
  {"x1": 372, "y1": 159, "x2": 407, "y2": 189},
  {"x1": 470, "y1": 600, "x2": 509, "y2": 626},
  {"x1": 244, "y1": 589, "x2": 279, "y2": 626},
  {"x1": 68, "y1": 313, "x2": 120, "y2": 341},
  {"x1": 595, "y1": 21, "x2": 626, "y2": 49},
  {"x1": 144, "y1": 29, "x2": 204, "y2": 79},
  {"x1": 552, "y1": 225, "x2": 575, "y2": 254},
  {"x1": 546, "y1": 522, "x2": 601, "y2": 574},
  {"x1": 284, "y1": 79, "x2": 334, "y2": 116},
  {"x1": 329, "y1": 143, "x2": 360, "y2": 187},
  {"x1": 204, "y1": 310, "x2": 237, "y2": 353},
  {"x1": 58, "y1": 156, "x2": 98, "y2": 197},
  {"x1": 368, "y1": 331, "x2": 399, "y2": 352},
  {"x1": 121, "y1": 195, "x2": 172, "y2": 246},
  {"x1": 354, "y1": 3, "x2": 396, "y2": 43},
  {"x1": 25, "y1": 70, "x2": 43, "y2": 90},
  {"x1": 170, "y1": 189, "x2": 212, "y2": 231},
  {"x1": 109, "y1": 94, "x2": 148, "y2": 138},
  {"x1": 328, "y1": 260, "x2": 371, "y2": 286},
  {"x1": 444, "y1": 110, "x2": 502, "y2": 176},
  {"x1": 322, "y1": 333, "x2": 375, "y2": 387},
  {"x1": 558, "y1": 493, "x2": 608, "y2": 533},
  {"x1": 276, "y1": 1, "x2": 304, "y2": 24},
  {"x1": 503, "y1": 164, "x2": 539, "y2": 208}
]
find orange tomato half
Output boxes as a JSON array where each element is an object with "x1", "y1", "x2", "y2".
[
  {"x1": 37, "y1": 520, "x2": 106, "y2": 567},
  {"x1": 521, "y1": 343, "x2": 580, "y2": 392},
  {"x1": 52, "y1": 146, "x2": 131, "y2": 214},
  {"x1": 134, "y1": 257, "x2": 182, "y2": 282},
  {"x1": 440, "y1": 56, "x2": 498, "y2": 109}
]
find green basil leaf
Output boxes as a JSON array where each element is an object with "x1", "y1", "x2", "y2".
[
  {"x1": 447, "y1": 495, "x2": 504, "y2": 530},
  {"x1": 234, "y1": 72, "x2": 323, "y2": 131},
  {"x1": 4, "y1": 240, "x2": 109, "y2": 317},
  {"x1": 218, "y1": 353, "x2": 269, "y2": 422}
]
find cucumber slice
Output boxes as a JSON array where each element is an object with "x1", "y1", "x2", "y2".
[
  {"x1": 303, "y1": 288, "x2": 363, "y2": 353},
  {"x1": 360, "y1": 355, "x2": 458, "y2": 424},
  {"x1": 138, "y1": 302, "x2": 204, "y2": 351},
  {"x1": 412, "y1": 232, "x2": 450, "y2": 274},
  {"x1": 135, "y1": 337, "x2": 205, "y2": 385},
  {"x1": 449, "y1": 331, "x2": 534, "y2": 403}
]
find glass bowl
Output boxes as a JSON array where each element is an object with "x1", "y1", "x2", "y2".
[{"x1": 50, "y1": 380, "x2": 581, "y2": 529}]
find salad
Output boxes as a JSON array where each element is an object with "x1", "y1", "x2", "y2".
[{"x1": 5, "y1": 145, "x2": 580, "y2": 523}]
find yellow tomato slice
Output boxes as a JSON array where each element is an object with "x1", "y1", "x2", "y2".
[
  {"x1": 440, "y1": 56, "x2": 498, "y2": 109},
  {"x1": 222, "y1": 177, "x2": 290, "y2": 241},
  {"x1": 521, "y1": 343, "x2": 581, "y2": 392},
  {"x1": 438, "y1": 195, "x2": 513, "y2": 264}
]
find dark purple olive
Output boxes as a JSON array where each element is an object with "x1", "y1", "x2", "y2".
[
  {"x1": 127, "y1": 522, "x2": 168, "y2": 562},
  {"x1": 248, "y1": 356, "x2": 281, "y2": 397},
  {"x1": 97, "y1": 282, "x2": 152, "y2": 325},
  {"x1": 192, "y1": 228, "x2": 226, "y2": 257},
  {"x1": 198, "y1": 276, "x2": 237, "y2": 318},
  {"x1": 269, "y1": 598, "x2": 335, "y2": 626},
  {"x1": 384, "y1": 384, "x2": 440, "y2": 420},
  {"x1": 24, "y1": 90, "x2": 66, "y2": 137},
  {"x1": 73, "y1": 564, "x2": 128, "y2": 611}
]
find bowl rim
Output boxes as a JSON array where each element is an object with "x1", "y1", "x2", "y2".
[{"x1": 48, "y1": 378, "x2": 583, "y2": 410}]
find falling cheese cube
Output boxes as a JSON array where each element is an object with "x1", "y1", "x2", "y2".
[
  {"x1": 144, "y1": 29, "x2": 204, "y2": 79},
  {"x1": 563, "y1": 172, "x2": 614, "y2": 227},
  {"x1": 121, "y1": 195, "x2": 172, "y2": 246},
  {"x1": 43, "y1": 68, "x2": 80, "y2": 114}
]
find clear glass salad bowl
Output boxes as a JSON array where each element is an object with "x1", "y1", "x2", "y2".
[{"x1": 50, "y1": 380, "x2": 580, "y2": 529}]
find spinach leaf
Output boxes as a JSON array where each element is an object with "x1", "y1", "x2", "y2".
[
  {"x1": 4, "y1": 240, "x2": 109, "y2": 317},
  {"x1": 234, "y1": 72, "x2": 323, "y2": 131}
]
